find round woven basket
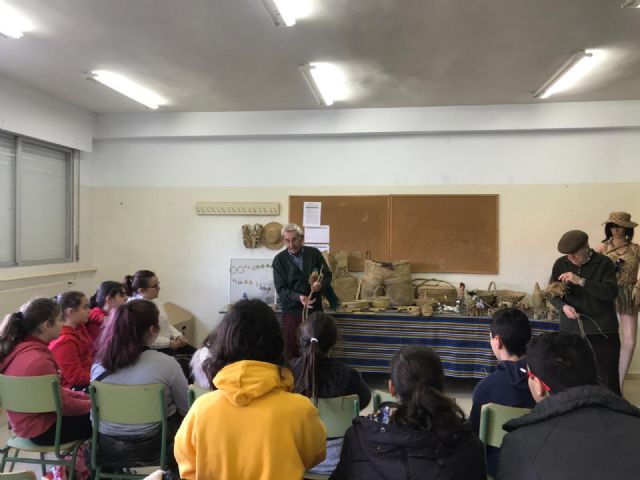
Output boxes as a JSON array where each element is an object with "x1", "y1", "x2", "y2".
[
  {"x1": 414, "y1": 279, "x2": 458, "y2": 306},
  {"x1": 370, "y1": 286, "x2": 391, "y2": 309}
]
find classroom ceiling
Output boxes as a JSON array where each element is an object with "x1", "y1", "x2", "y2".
[{"x1": 1, "y1": 0, "x2": 639, "y2": 113}]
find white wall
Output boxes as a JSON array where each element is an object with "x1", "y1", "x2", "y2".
[{"x1": 86, "y1": 116, "x2": 640, "y2": 364}]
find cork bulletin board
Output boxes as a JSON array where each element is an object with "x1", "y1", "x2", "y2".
[{"x1": 289, "y1": 194, "x2": 498, "y2": 274}]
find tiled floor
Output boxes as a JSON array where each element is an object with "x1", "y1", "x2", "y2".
[{"x1": 2, "y1": 377, "x2": 640, "y2": 477}]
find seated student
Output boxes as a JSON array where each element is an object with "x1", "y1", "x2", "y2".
[
  {"x1": 91, "y1": 300, "x2": 189, "y2": 479},
  {"x1": 291, "y1": 311, "x2": 371, "y2": 475},
  {"x1": 470, "y1": 307, "x2": 536, "y2": 476},
  {"x1": 189, "y1": 330, "x2": 215, "y2": 389},
  {"x1": 124, "y1": 270, "x2": 195, "y2": 379},
  {"x1": 87, "y1": 281, "x2": 128, "y2": 345},
  {"x1": 0, "y1": 298, "x2": 91, "y2": 446},
  {"x1": 49, "y1": 291, "x2": 93, "y2": 391},
  {"x1": 174, "y1": 299, "x2": 327, "y2": 480},
  {"x1": 330, "y1": 345, "x2": 485, "y2": 480},
  {"x1": 498, "y1": 332, "x2": 640, "y2": 480}
]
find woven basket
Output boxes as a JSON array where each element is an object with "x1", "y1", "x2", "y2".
[
  {"x1": 475, "y1": 281, "x2": 498, "y2": 307},
  {"x1": 340, "y1": 299, "x2": 370, "y2": 311},
  {"x1": 496, "y1": 289, "x2": 526, "y2": 305},
  {"x1": 414, "y1": 279, "x2": 458, "y2": 306},
  {"x1": 370, "y1": 286, "x2": 391, "y2": 309}
]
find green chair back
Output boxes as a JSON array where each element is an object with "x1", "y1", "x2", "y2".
[
  {"x1": 0, "y1": 374, "x2": 86, "y2": 480},
  {"x1": 187, "y1": 384, "x2": 210, "y2": 408},
  {"x1": 89, "y1": 381, "x2": 168, "y2": 480},
  {"x1": 0, "y1": 472, "x2": 37, "y2": 479},
  {"x1": 372, "y1": 389, "x2": 394, "y2": 411},
  {"x1": 478, "y1": 403, "x2": 531, "y2": 448},
  {"x1": 316, "y1": 395, "x2": 359, "y2": 438}
]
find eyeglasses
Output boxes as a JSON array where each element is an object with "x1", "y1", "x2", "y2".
[{"x1": 521, "y1": 367, "x2": 552, "y2": 393}]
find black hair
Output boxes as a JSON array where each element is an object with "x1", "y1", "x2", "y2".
[
  {"x1": 294, "y1": 312, "x2": 338, "y2": 403},
  {"x1": 526, "y1": 332, "x2": 597, "y2": 394},
  {"x1": 389, "y1": 346, "x2": 466, "y2": 436},
  {"x1": 123, "y1": 270, "x2": 156, "y2": 296},
  {"x1": 56, "y1": 291, "x2": 86, "y2": 318},
  {"x1": 0, "y1": 298, "x2": 61, "y2": 361},
  {"x1": 490, "y1": 308, "x2": 532, "y2": 357},
  {"x1": 603, "y1": 223, "x2": 635, "y2": 243},
  {"x1": 203, "y1": 299, "x2": 285, "y2": 384},
  {"x1": 90, "y1": 281, "x2": 126, "y2": 308}
]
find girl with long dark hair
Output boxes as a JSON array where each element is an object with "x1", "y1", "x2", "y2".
[
  {"x1": 87, "y1": 281, "x2": 127, "y2": 345},
  {"x1": 330, "y1": 345, "x2": 485, "y2": 480},
  {"x1": 0, "y1": 298, "x2": 91, "y2": 445},
  {"x1": 292, "y1": 312, "x2": 370, "y2": 475}
]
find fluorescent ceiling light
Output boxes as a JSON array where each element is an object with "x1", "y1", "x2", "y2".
[
  {"x1": 259, "y1": 0, "x2": 312, "y2": 27},
  {"x1": 621, "y1": 0, "x2": 640, "y2": 8},
  {"x1": 299, "y1": 63, "x2": 348, "y2": 106},
  {"x1": 533, "y1": 50, "x2": 604, "y2": 100},
  {"x1": 0, "y1": 2, "x2": 33, "y2": 39},
  {"x1": 87, "y1": 70, "x2": 166, "y2": 109}
]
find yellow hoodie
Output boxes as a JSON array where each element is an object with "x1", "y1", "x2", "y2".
[{"x1": 174, "y1": 360, "x2": 326, "y2": 480}]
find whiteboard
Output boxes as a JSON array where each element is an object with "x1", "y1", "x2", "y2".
[{"x1": 229, "y1": 258, "x2": 276, "y2": 304}]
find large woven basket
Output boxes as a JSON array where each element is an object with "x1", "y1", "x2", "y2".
[
  {"x1": 475, "y1": 281, "x2": 498, "y2": 307},
  {"x1": 414, "y1": 279, "x2": 458, "y2": 306},
  {"x1": 496, "y1": 289, "x2": 526, "y2": 305}
]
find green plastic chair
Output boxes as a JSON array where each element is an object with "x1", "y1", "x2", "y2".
[
  {"x1": 187, "y1": 384, "x2": 210, "y2": 408},
  {"x1": 0, "y1": 374, "x2": 87, "y2": 480},
  {"x1": 372, "y1": 389, "x2": 395, "y2": 411},
  {"x1": 304, "y1": 395, "x2": 360, "y2": 480},
  {"x1": 89, "y1": 381, "x2": 168, "y2": 480},
  {"x1": 478, "y1": 403, "x2": 531, "y2": 480},
  {"x1": 0, "y1": 471, "x2": 37, "y2": 479}
]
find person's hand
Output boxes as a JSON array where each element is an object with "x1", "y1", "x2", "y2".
[
  {"x1": 175, "y1": 336, "x2": 187, "y2": 347},
  {"x1": 562, "y1": 304, "x2": 579, "y2": 319},
  {"x1": 299, "y1": 295, "x2": 316, "y2": 308},
  {"x1": 558, "y1": 272, "x2": 584, "y2": 286},
  {"x1": 310, "y1": 281, "x2": 322, "y2": 292},
  {"x1": 169, "y1": 339, "x2": 181, "y2": 350}
]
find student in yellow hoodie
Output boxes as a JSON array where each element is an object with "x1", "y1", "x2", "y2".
[{"x1": 174, "y1": 299, "x2": 326, "y2": 480}]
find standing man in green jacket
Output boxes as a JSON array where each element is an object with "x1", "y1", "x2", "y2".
[
  {"x1": 549, "y1": 229, "x2": 620, "y2": 395},
  {"x1": 272, "y1": 223, "x2": 332, "y2": 358}
]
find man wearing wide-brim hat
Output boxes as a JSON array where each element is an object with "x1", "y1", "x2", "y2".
[{"x1": 549, "y1": 229, "x2": 621, "y2": 395}]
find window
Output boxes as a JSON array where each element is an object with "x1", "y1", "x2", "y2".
[{"x1": 0, "y1": 130, "x2": 75, "y2": 266}]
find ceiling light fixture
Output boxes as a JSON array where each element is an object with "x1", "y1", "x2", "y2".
[
  {"x1": 259, "y1": 0, "x2": 311, "y2": 27},
  {"x1": 621, "y1": 0, "x2": 640, "y2": 8},
  {"x1": 533, "y1": 50, "x2": 604, "y2": 100},
  {"x1": 87, "y1": 70, "x2": 166, "y2": 109},
  {"x1": 0, "y1": 2, "x2": 33, "y2": 39},
  {"x1": 299, "y1": 63, "x2": 348, "y2": 106}
]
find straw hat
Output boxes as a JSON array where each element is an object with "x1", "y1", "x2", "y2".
[
  {"x1": 602, "y1": 212, "x2": 638, "y2": 228},
  {"x1": 261, "y1": 222, "x2": 284, "y2": 250}
]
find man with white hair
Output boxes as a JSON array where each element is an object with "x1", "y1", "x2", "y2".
[{"x1": 272, "y1": 223, "x2": 332, "y2": 358}]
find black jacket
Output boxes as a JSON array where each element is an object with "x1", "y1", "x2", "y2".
[
  {"x1": 497, "y1": 385, "x2": 640, "y2": 480},
  {"x1": 290, "y1": 357, "x2": 372, "y2": 410},
  {"x1": 330, "y1": 416, "x2": 485, "y2": 480},
  {"x1": 272, "y1": 246, "x2": 332, "y2": 313},
  {"x1": 549, "y1": 251, "x2": 618, "y2": 334}
]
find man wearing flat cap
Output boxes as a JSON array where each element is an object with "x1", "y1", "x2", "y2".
[{"x1": 549, "y1": 229, "x2": 620, "y2": 395}]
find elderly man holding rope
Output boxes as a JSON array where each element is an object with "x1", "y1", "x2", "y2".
[
  {"x1": 549, "y1": 229, "x2": 621, "y2": 395},
  {"x1": 273, "y1": 223, "x2": 333, "y2": 359}
]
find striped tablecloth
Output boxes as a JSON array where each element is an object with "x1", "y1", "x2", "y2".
[{"x1": 329, "y1": 312, "x2": 559, "y2": 378}]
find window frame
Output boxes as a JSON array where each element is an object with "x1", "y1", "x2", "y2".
[{"x1": 0, "y1": 130, "x2": 76, "y2": 267}]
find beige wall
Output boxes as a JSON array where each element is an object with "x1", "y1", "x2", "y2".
[{"x1": 87, "y1": 183, "x2": 640, "y2": 373}]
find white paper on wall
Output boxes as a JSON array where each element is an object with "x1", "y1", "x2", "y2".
[
  {"x1": 303, "y1": 201, "x2": 322, "y2": 226},
  {"x1": 229, "y1": 258, "x2": 275, "y2": 304},
  {"x1": 304, "y1": 225, "x2": 330, "y2": 244}
]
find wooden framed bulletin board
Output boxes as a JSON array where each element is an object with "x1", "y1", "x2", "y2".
[{"x1": 289, "y1": 194, "x2": 498, "y2": 274}]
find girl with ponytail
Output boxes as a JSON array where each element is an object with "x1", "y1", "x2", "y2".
[
  {"x1": 330, "y1": 345, "x2": 486, "y2": 480},
  {"x1": 291, "y1": 312, "x2": 370, "y2": 475},
  {"x1": 0, "y1": 298, "x2": 91, "y2": 445},
  {"x1": 87, "y1": 281, "x2": 127, "y2": 345}
]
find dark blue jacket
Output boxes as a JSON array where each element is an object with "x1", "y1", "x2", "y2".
[{"x1": 470, "y1": 357, "x2": 536, "y2": 478}]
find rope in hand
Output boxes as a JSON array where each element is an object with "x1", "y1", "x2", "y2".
[
  {"x1": 302, "y1": 265, "x2": 324, "y2": 321},
  {"x1": 575, "y1": 312, "x2": 608, "y2": 354}
]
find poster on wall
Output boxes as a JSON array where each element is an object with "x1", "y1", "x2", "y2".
[{"x1": 229, "y1": 258, "x2": 276, "y2": 304}]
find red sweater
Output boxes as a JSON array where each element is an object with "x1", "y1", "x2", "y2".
[
  {"x1": 49, "y1": 325, "x2": 93, "y2": 388},
  {"x1": 87, "y1": 307, "x2": 107, "y2": 345},
  {"x1": 0, "y1": 337, "x2": 90, "y2": 438}
]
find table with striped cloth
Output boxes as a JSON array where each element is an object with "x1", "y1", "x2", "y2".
[{"x1": 329, "y1": 312, "x2": 559, "y2": 378}]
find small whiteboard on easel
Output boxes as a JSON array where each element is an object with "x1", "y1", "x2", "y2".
[{"x1": 229, "y1": 258, "x2": 276, "y2": 304}]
